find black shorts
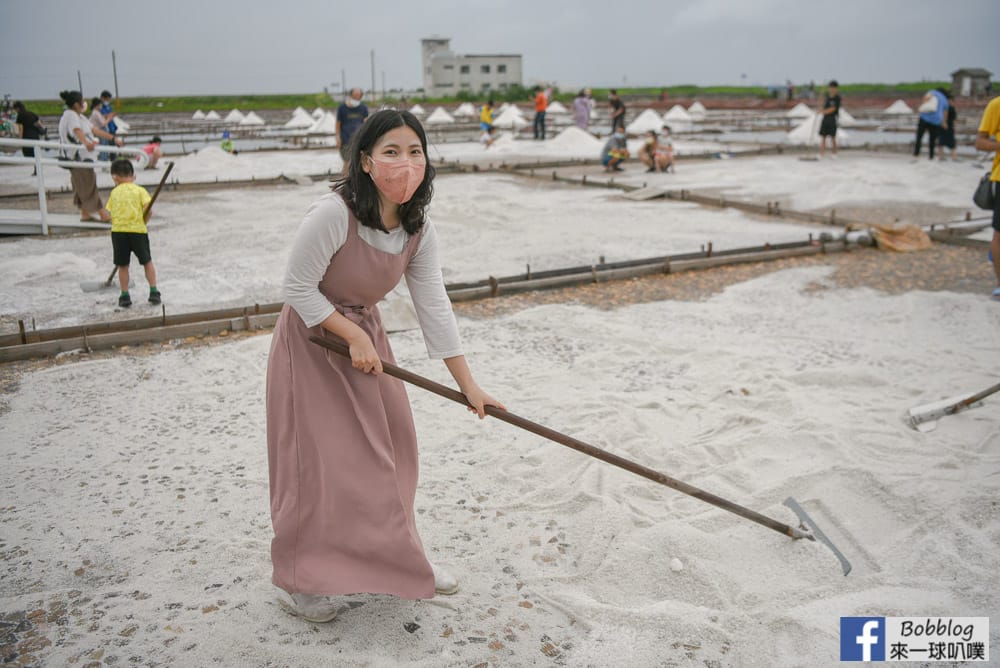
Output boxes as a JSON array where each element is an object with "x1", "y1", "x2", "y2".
[
  {"x1": 819, "y1": 116, "x2": 838, "y2": 137},
  {"x1": 993, "y1": 182, "x2": 1000, "y2": 232},
  {"x1": 112, "y1": 232, "x2": 152, "y2": 266}
]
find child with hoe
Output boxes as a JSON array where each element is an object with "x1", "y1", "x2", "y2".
[
  {"x1": 105, "y1": 159, "x2": 161, "y2": 307},
  {"x1": 266, "y1": 109, "x2": 504, "y2": 623}
]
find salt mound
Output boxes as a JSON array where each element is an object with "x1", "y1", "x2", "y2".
[
  {"x1": 284, "y1": 109, "x2": 314, "y2": 129},
  {"x1": 453, "y1": 102, "x2": 476, "y2": 117},
  {"x1": 493, "y1": 106, "x2": 528, "y2": 129},
  {"x1": 312, "y1": 107, "x2": 325, "y2": 119},
  {"x1": 409, "y1": 104, "x2": 426, "y2": 115},
  {"x1": 885, "y1": 99, "x2": 914, "y2": 115},
  {"x1": 240, "y1": 111, "x2": 265, "y2": 126},
  {"x1": 687, "y1": 101, "x2": 707, "y2": 120},
  {"x1": 546, "y1": 100, "x2": 569, "y2": 114},
  {"x1": 785, "y1": 102, "x2": 814, "y2": 118},
  {"x1": 549, "y1": 126, "x2": 603, "y2": 151},
  {"x1": 192, "y1": 109, "x2": 206, "y2": 120},
  {"x1": 663, "y1": 104, "x2": 692, "y2": 123},
  {"x1": 225, "y1": 109, "x2": 245, "y2": 123},
  {"x1": 426, "y1": 107, "x2": 456, "y2": 124},
  {"x1": 204, "y1": 110, "x2": 221, "y2": 120},
  {"x1": 174, "y1": 145, "x2": 237, "y2": 173},
  {"x1": 626, "y1": 109, "x2": 664, "y2": 134},
  {"x1": 114, "y1": 116, "x2": 131, "y2": 134},
  {"x1": 787, "y1": 113, "x2": 848, "y2": 145},
  {"x1": 307, "y1": 112, "x2": 337, "y2": 134},
  {"x1": 838, "y1": 107, "x2": 857, "y2": 127}
]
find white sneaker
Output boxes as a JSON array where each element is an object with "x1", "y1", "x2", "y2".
[
  {"x1": 431, "y1": 562, "x2": 459, "y2": 595},
  {"x1": 279, "y1": 592, "x2": 338, "y2": 623}
]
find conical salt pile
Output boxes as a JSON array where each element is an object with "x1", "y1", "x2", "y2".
[
  {"x1": 785, "y1": 102, "x2": 814, "y2": 118},
  {"x1": 838, "y1": 108, "x2": 857, "y2": 127},
  {"x1": 225, "y1": 109, "x2": 245, "y2": 123},
  {"x1": 312, "y1": 107, "x2": 325, "y2": 119},
  {"x1": 546, "y1": 100, "x2": 569, "y2": 114},
  {"x1": 192, "y1": 109, "x2": 206, "y2": 120},
  {"x1": 307, "y1": 112, "x2": 338, "y2": 134},
  {"x1": 285, "y1": 109, "x2": 315, "y2": 129},
  {"x1": 409, "y1": 104, "x2": 426, "y2": 115},
  {"x1": 239, "y1": 111, "x2": 265, "y2": 126},
  {"x1": 549, "y1": 126, "x2": 603, "y2": 151},
  {"x1": 663, "y1": 104, "x2": 692, "y2": 123},
  {"x1": 626, "y1": 109, "x2": 664, "y2": 134},
  {"x1": 426, "y1": 107, "x2": 456, "y2": 124},
  {"x1": 453, "y1": 102, "x2": 476, "y2": 117},
  {"x1": 787, "y1": 113, "x2": 848, "y2": 145},
  {"x1": 885, "y1": 99, "x2": 914, "y2": 115},
  {"x1": 687, "y1": 101, "x2": 707, "y2": 120},
  {"x1": 204, "y1": 110, "x2": 221, "y2": 120},
  {"x1": 493, "y1": 106, "x2": 528, "y2": 129}
]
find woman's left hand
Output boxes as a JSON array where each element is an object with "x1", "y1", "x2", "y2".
[{"x1": 463, "y1": 385, "x2": 506, "y2": 420}]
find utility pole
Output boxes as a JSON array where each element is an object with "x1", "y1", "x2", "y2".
[
  {"x1": 370, "y1": 50, "x2": 376, "y2": 103},
  {"x1": 112, "y1": 50, "x2": 121, "y2": 111},
  {"x1": 341, "y1": 69, "x2": 346, "y2": 97},
  {"x1": 381, "y1": 71, "x2": 386, "y2": 102},
  {"x1": 77, "y1": 70, "x2": 83, "y2": 96}
]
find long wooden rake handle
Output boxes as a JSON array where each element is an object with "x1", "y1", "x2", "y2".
[{"x1": 308, "y1": 335, "x2": 812, "y2": 541}]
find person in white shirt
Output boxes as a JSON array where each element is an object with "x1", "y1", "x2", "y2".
[
  {"x1": 267, "y1": 109, "x2": 505, "y2": 623},
  {"x1": 57, "y1": 90, "x2": 122, "y2": 222}
]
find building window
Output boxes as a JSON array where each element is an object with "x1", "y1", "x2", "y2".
[
  {"x1": 499, "y1": 83, "x2": 508, "y2": 90},
  {"x1": 481, "y1": 65, "x2": 491, "y2": 74},
  {"x1": 460, "y1": 83, "x2": 470, "y2": 88},
  {"x1": 481, "y1": 82, "x2": 491, "y2": 89},
  {"x1": 443, "y1": 65, "x2": 454, "y2": 70},
  {"x1": 460, "y1": 65, "x2": 470, "y2": 74},
  {"x1": 498, "y1": 65, "x2": 507, "y2": 74}
]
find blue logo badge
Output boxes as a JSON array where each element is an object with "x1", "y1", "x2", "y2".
[{"x1": 841, "y1": 617, "x2": 886, "y2": 661}]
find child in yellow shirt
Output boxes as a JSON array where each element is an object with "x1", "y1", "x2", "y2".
[{"x1": 104, "y1": 159, "x2": 160, "y2": 307}]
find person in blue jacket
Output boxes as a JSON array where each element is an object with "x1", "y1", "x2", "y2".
[{"x1": 913, "y1": 88, "x2": 949, "y2": 161}]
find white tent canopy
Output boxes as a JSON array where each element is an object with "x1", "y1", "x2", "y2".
[
  {"x1": 785, "y1": 102, "x2": 814, "y2": 118},
  {"x1": 626, "y1": 109, "x2": 665, "y2": 134},
  {"x1": 426, "y1": 107, "x2": 456, "y2": 124},
  {"x1": 885, "y1": 99, "x2": 915, "y2": 115}
]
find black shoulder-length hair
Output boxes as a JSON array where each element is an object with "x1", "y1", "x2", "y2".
[{"x1": 332, "y1": 109, "x2": 436, "y2": 236}]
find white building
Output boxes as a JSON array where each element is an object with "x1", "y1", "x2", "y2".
[{"x1": 421, "y1": 37, "x2": 523, "y2": 97}]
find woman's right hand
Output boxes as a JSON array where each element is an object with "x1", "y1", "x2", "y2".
[{"x1": 347, "y1": 334, "x2": 383, "y2": 375}]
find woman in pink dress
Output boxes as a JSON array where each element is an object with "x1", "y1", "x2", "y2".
[{"x1": 267, "y1": 109, "x2": 504, "y2": 623}]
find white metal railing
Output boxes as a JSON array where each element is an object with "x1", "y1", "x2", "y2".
[{"x1": 0, "y1": 137, "x2": 149, "y2": 235}]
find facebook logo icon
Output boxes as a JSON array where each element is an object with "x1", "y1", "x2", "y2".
[{"x1": 840, "y1": 617, "x2": 886, "y2": 661}]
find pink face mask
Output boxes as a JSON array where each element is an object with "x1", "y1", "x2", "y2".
[{"x1": 368, "y1": 157, "x2": 425, "y2": 205}]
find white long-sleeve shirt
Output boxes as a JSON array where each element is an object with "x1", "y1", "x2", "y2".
[{"x1": 283, "y1": 192, "x2": 462, "y2": 359}]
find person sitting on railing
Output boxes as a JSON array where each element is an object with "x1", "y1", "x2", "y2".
[{"x1": 57, "y1": 90, "x2": 123, "y2": 222}]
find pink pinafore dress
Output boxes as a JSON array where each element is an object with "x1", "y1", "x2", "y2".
[{"x1": 266, "y1": 212, "x2": 435, "y2": 599}]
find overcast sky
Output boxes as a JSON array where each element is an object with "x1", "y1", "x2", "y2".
[{"x1": 2, "y1": 0, "x2": 997, "y2": 101}]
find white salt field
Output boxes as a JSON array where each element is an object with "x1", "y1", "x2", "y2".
[{"x1": 1, "y1": 123, "x2": 998, "y2": 667}]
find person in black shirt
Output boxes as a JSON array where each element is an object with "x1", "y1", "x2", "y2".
[
  {"x1": 608, "y1": 89, "x2": 626, "y2": 132},
  {"x1": 12, "y1": 101, "x2": 44, "y2": 168},
  {"x1": 818, "y1": 80, "x2": 840, "y2": 159},
  {"x1": 336, "y1": 88, "x2": 369, "y2": 165}
]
